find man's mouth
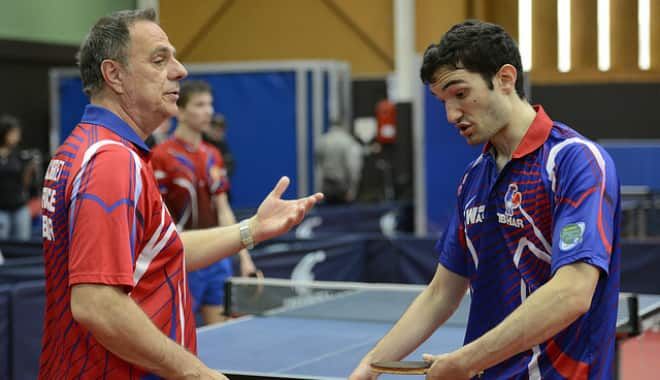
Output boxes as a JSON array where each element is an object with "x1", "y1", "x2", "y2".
[
  {"x1": 457, "y1": 123, "x2": 473, "y2": 137},
  {"x1": 164, "y1": 90, "x2": 179, "y2": 99}
]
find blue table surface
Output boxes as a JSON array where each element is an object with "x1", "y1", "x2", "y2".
[
  {"x1": 197, "y1": 287, "x2": 660, "y2": 379},
  {"x1": 198, "y1": 315, "x2": 466, "y2": 379}
]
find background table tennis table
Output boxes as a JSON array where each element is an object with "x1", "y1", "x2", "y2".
[{"x1": 197, "y1": 282, "x2": 660, "y2": 379}]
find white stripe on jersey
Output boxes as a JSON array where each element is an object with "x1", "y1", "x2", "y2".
[
  {"x1": 546, "y1": 137, "x2": 607, "y2": 194},
  {"x1": 172, "y1": 177, "x2": 198, "y2": 230},
  {"x1": 70, "y1": 140, "x2": 143, "y2": 242},
  {"x1": 133, "y1": 206, "x2": 176, "y2": 285}
]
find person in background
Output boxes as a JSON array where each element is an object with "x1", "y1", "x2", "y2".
[
  {"x1": 315, "y1": 122, "x2": 363, "y2": 204},
  {"x1": 0, "y1": 114, "x2": 36, "y2": 240},
  {"x1": 203, "y1": 113, "x2": 235, "y2": 179},
  {"x1": 151, "y1": 80, "x2": 259, "y2": 325}
]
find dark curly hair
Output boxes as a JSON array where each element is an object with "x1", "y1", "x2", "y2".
[{"x1": 420, "y1": 20, "x2": 526, "y2": 99}]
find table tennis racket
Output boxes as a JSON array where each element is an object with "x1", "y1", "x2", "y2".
[{"x1": 371, "y1": 360, "x2": 431, "y2": 375}]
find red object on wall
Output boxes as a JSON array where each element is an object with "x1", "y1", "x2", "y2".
[{"x1": 375, "y1": 99, "x2": 397, "y2": 144}]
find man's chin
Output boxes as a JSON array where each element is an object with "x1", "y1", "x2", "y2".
[
  {"x1": 465, "y1": 135, "x2": 486, "y2": 145},
  {"x1": 164, "y1": 106, "x2": 179, "y2": 118}
]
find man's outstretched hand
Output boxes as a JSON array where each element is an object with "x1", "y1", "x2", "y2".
[{"x1": 250, "y1": 176, "x2": 324, "y2": 244}]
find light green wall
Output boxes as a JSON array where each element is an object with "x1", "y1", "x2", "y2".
[{"x1": 0, "y1": 0, "x2": 136, "y2": 45}]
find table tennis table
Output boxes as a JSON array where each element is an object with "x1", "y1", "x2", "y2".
[{"x1": 197, "y1": 278, "x2": 660, "y2": 379}]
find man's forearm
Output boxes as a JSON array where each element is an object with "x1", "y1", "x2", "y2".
[
  {"x1": 362, "y1": 266, "x2": 469, "y2": 364},
  {"x1": 454, "y1": 263, "x2": 599, "y2": 375},
  {"x1": 183, "y1": 178, "x2": 322, "y2": 273},
  {"x1": 180, "y1": 224, "x2": 245, "y2": 271},
  {"x1": 362, "y1": 287, "x2": 452, "y2": 364},
  {"x1": 216, "y1": 193, "x2": 256, "y2": 273},
  {"x1": 71, "y1": 284, "x2": 206, "y2": 379}
]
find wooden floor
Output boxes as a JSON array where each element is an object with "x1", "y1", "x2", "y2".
[{"x1": 620, "y1": 330, "x2": 660, "y2": 379}]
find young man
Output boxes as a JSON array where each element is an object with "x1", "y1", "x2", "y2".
[
  {"x1": 151, "y1": 80, "x2": 258, "y2": 324},
  {"x1": 350, "y1": 20, "x2": 620, "y2": 379},
  {"x1": 39, "y1": 9, "x2": 322, "y2": 379}
]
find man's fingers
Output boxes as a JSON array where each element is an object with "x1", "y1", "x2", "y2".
[
  {"x1": 270, "y1": 176, "x2": 290, "y2": 199},
  {"x1": 422, "y1": 353, "x2": 436, "y2": 362},
  {"x1": 303, "y1": 193, "x2": 324, "y2": 210},
  {"x1": 296, "y1": 204, "x2": 305, "y2": 222},
  {"x1": 303, "y1": 197, "x2": 316, "y2": 211}
]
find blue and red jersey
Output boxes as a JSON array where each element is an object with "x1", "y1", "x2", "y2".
[
  {"x1": 150, "y1": 136, "x2": 233, "y2": 311},
  {"x1": 437, "y1": 106, "x2": 621, "y2": 379},
  {"x1": 39, "y1": 105, "x2": 196, "y2": 379},
  {"x1": 150, "y1": 137, "x2": 229, "y2": 231}
]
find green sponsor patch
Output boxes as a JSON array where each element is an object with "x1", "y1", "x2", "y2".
[{"x1": 559, "y1": 222, "x2": 585, "y2": 250}]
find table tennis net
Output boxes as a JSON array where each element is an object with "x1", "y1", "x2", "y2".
[{"x1": 223, "y1": 277, "x2": 471, "y2": 325}]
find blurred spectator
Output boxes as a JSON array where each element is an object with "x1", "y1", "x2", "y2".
[
  {"x1": 203, "y1": 114, "x2": 235, "y2": 178},
  {"x1": 315, "y1": 122, "x2": 363, "y2": 204},
  {"x1": 0, "y1": 114, "x2": 36, "y2": 240},
  {"x1": 151, "y1": 81, "x2": 258, "y2": 325}
]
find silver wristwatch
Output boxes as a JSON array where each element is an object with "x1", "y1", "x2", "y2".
[{"x1": 239, "y1": 219, "x2": 254, "y2": 250}]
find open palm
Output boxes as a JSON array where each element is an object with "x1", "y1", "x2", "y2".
[{"x1": 252, "y1": 176, "x2": 324, "y2": 243}]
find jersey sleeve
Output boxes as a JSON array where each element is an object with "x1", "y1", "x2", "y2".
[
  {"x1": 549, "y1": 141, "x2": 619, "y2": 275},
  {"x1": 436, "y1": 204, "x2": 470, "y2": 277},
  {"x1": 207, "y1": 146, "x2": 230, "y2": 195},
  {"x1": 67, "y1": 146, "x2": 140, "y2": 289}
]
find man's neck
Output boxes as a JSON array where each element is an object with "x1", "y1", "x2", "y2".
[
  {"x1": 91, "y1": 96, "x2": 152, "y2": 140},
  {"x1": 174, "y1": 124, "x2": 202, "y2": 148},
  {"x1": 490, "y1": 101, "x2": 537, "y2": 168}
]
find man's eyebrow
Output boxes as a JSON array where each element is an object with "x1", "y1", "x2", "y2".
[
  {"x1": 441, "y1": 79, "x2": 466, "y2": 91},
  {"x1": 429, "y1": 78, "x2": 466, "y2": 94},
  {"x1": 151, "y1": 45, "x2": 176, "y2": 56}
]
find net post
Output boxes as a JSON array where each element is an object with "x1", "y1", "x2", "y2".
[{"x1": 223, "y1": 277, "x2": 233, "y2": 317}]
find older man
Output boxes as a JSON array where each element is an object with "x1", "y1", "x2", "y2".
[{"x1": 39, "y1": 9, "x2": 322, "y2": 379}]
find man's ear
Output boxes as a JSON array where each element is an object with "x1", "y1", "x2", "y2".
[
  {"x1": 495, "y1": 64, "x2": 517, "y2": 95},
  {"x1": 100, "y1": 59, "x2": 125, "y2": 94}
]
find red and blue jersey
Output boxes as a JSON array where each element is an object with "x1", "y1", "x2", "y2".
[
  {"x1": 437, "y1": 106, "x2": 621, "y2": 379},
  {"x1": 150, "y1": 136, "x2": 232, "y2": 311},
  {"x1": 39, "y1": 105, "x2": 196, "y2": 379},
  {"x1": 150, "y1": 137, "x2": 229, "y2": 231}
]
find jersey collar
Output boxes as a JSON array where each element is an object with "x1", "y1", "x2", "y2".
[
  {"x1": 482, "y1": 105, "x2": 553, "y2": 159},
  {"x1": 172, "y1": 135, "x2": 201, "y2": 153},
  {"x1": 80, "y1": 104, "x2": 150, "y2": 152}
]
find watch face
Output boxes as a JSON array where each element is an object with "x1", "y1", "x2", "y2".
[{"x1": 240, "y1": 220, "x2": 254, "y2": 249}]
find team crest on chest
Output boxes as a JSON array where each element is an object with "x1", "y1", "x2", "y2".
[{"x1": 498, "y1": 183, "x2": 524, "y2": 228}]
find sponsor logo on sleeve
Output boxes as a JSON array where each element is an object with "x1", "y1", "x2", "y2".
[{"x1": 559, "y1": 222, "x2": 586, "y2": 250}]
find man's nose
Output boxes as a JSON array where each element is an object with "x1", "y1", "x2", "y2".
[
  {"x1": 445, "y1": 104, "x2": 462, "y2": 124},
  {"x1": 170, "y1": 58, "x2": 188, "y2": 80}
]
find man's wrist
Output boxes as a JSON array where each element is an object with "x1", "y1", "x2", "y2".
[
  {"x1": 239, "y1": 219, "x2": 254, "y2": 250},
  {"x1": 249, "y1": 216, "x2": 261, "y2": 245},
  {"x1": 450, "y1": 349, "x2": 482, "y2": 378}
]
